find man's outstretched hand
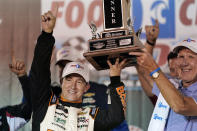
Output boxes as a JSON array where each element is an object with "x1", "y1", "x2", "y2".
[
  {"x1": 9, "y1": 50, "x2": 26, "y2": 77},
  {"x1": 145, "y1": 19, "x2": 159, "y2": 44},
  {"x1": 41, "y1": 5, "x2": 58, "y2": 33}
]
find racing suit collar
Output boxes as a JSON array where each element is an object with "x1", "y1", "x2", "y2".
[{"x1": 59, "y1": 97, "x2": 82, "y2": 108}]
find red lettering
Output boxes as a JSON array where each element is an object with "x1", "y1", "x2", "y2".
[
  {"x1": 51, "y1": 1, "x2": 64, "y2": 18},
  {"x1": 66, "y1": 1, "x2": 84, "y2": 28},
  {"x1": 196, "y1": 9, "x2": 197, "y2": 25},
  {"x1": 180, "y1": 0, "x2": 194, "y2": 25},
  {"x1": 155, "y1": 44, "x2": 170, "y2": 66},
  {"x1": 88, "y1": 0, "x2": 103, "y2": 27}
]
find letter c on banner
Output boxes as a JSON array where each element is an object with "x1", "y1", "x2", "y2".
[
  {"x1": 180, "y1": 0, "x2": 194, "y2": 25},
  {"x1": 66, "y1": 1, "x2": 84, "y2": 28}
]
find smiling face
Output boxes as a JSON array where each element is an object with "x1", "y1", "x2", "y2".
[
  {"x1": 177, "y1": 48, "x2": 197, "y2": 87},
  {"x1": 168, "y1": 58, "x2": 181, "y2": 79},
  {"x1": 61, "y1": 74, "x2": 89, "y2": 102}
]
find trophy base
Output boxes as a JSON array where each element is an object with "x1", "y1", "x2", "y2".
[{"x1": 84, "y1": 46, "x2": 141, "y2": 70}]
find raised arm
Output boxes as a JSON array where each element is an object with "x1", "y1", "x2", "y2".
[
  {"x1": 136, "y1": 65, "x2": 157, "y2": 104},
  {"x1": 9, "y1": 53, "x2": 30, "y2": 104},
  {"x1": 29, "y1": 10, "x2": 56, "y2": 111},
  {"x1": 94, "y1": 58, "x2": 127, "y2": 130},
  {"x1": 135, "y1": 19, "x2": 159, "y2": 105},
  {"x1": 144, "y1": 19, "x2": 159, "y2": 54}
]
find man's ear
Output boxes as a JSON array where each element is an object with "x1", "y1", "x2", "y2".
[{"x1": 84, "y1": 84, "x2": 90, "y2": 92}]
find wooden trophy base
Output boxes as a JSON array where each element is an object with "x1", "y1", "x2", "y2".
[{"x1": 84, "y1": 46, "x2": 141, "y2": 70}]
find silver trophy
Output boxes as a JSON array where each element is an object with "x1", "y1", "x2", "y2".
[
  {"x1": 89, "y1": 21, "x2": 97, "y2": 39},
  {"x1": 136, "y1": 28, "x2": 142, "y2": 38},
  {"x1": 127, "y1": 17, "x2": 135, "y2": 35},
  {"x1": 127, "y1": 17, "x2": 142, "y2": 38}
]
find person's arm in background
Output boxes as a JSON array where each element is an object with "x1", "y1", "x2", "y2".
[
  {"x1": 9, "y1": 53, "x2": 31, "y2": 106},
  {"x1": 0, "y1": 54, "x2": 32, "y2": 130},
  {"x1": 135, "y1": 19, "x2": 159, "y2": 105},
  {"x1": 94, "y1": 58, "x2": 127, "y2": 131},
  {"x1": 9, "y1": 58, "x2": 32, "y2": 119},
  {"x1": 136, "y1": 65, "x2": 157, "y2": 105},
  {"x1": 144, "y1": 19, "x2": 159, "y2": 54}
]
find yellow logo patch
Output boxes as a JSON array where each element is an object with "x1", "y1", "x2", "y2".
[{"x1": 83, "y1": 93, "x2": 95, "y2": 97}]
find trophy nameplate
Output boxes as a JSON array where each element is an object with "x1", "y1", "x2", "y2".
[
  {"x1": 84, "y1": 0, "x2": 144, "y2": 70},
  {"x1": 89, "y1": 35, "x2": 133, "y2": 51},
  {"x1": 101, "y1": 30, "x2": 127, "y2": 38}
]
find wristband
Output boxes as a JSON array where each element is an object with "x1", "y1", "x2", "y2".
[
  {"x1": 150, "y1": 67, "x2": 161, "y2": 76},
  {"x1": 146, "y1": 40, "x2": 156, "y2": 46}
]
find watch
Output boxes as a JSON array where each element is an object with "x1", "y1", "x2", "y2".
[{"x1": 152, "y1": 71, "x2": 160, "y2": 79}]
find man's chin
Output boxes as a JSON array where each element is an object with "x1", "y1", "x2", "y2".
[{"x1": 68, "y1": 97, "x2": 81, "y2": 102}]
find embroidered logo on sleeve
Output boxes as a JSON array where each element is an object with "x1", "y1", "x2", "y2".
[
  {"x1": 89, "y1": 107, "x2": 98, "y2": 119},
  {"x1": 49, "y1": 93, "x2": 57, "y2": 106},
  {"x1": 116, "y1": 86, "x2": 126, "y2": 112}
]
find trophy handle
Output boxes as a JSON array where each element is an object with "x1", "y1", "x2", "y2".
[{"x1": 89, "y1": 21, "x2": 97, "y2": 39}]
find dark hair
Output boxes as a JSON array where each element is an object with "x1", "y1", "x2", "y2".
[
  {"x1": 167, "y1": 51, "x2": 177, "y2": 62},
  {"x1": 173, "y1": 46, "x2": 188, "y2": 54}
]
